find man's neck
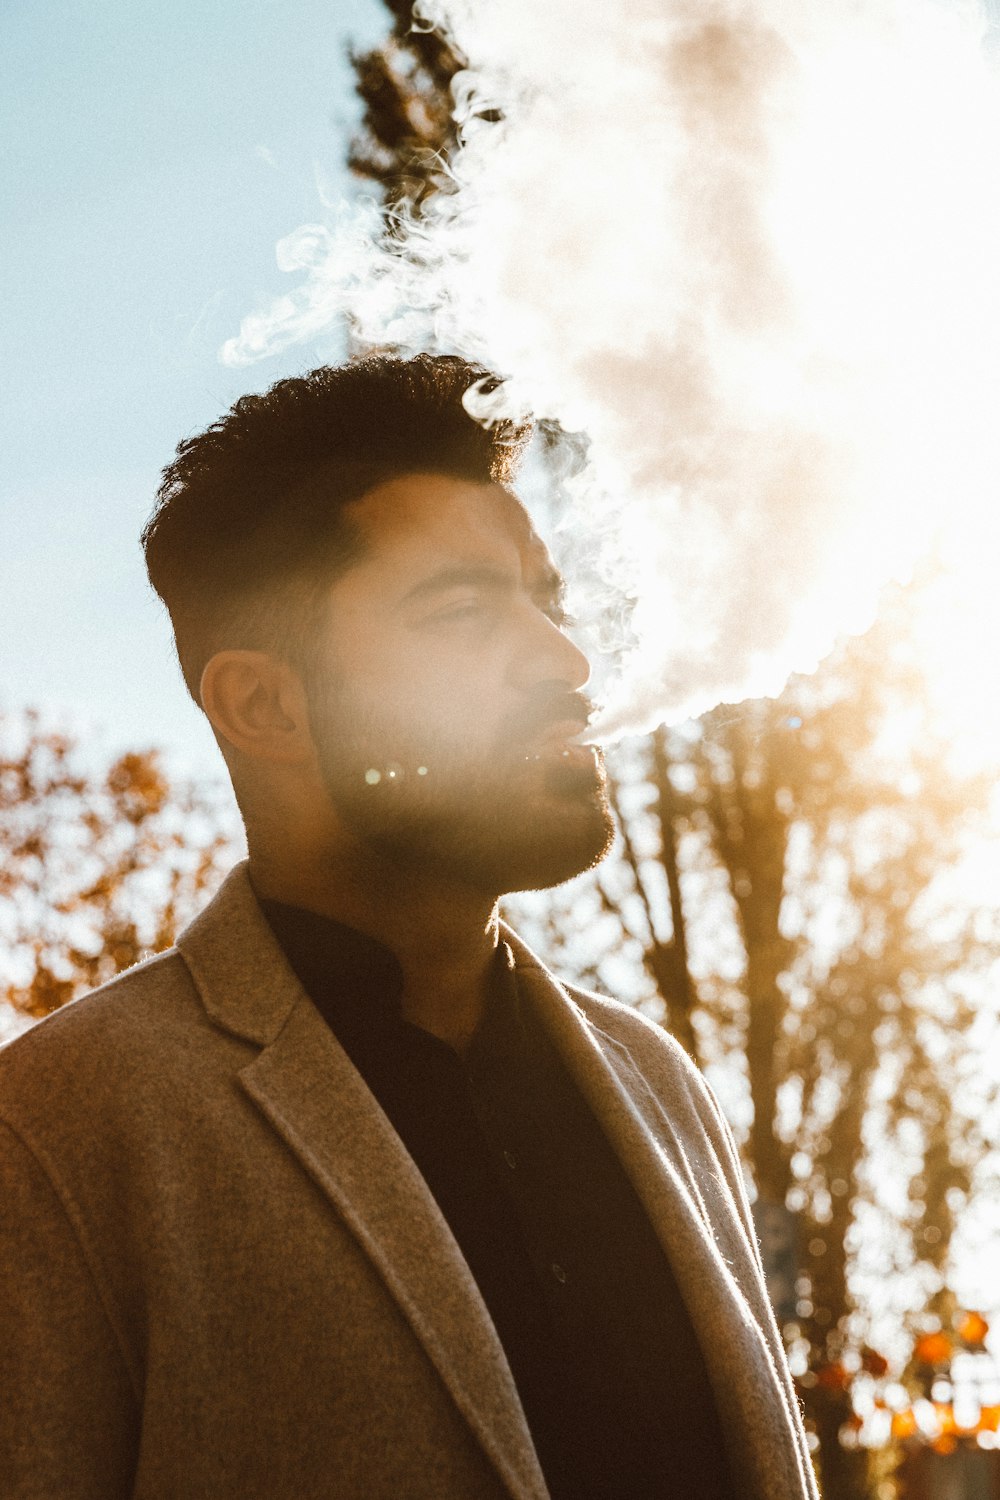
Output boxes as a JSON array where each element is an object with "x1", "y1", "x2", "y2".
[{"x1": 248, "y1": 847, "x2": 501, "y2": 1054}]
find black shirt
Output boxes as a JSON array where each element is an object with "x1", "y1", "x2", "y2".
[{"x1": 262, "y1": 901, "x2": 736, "y2": 1500}]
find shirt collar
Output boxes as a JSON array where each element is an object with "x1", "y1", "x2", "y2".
[
  {"x1": 260, "y1": 899, "x2": 405, "y2": 1022},
  {"x1": 259, "y1": 897, "x2": 524, "y2": 1059}
]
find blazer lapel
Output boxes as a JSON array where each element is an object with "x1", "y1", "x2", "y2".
[
  {"x1": 506, "y1": 929, "x2": 816, "y2": 1500},
  {"x1": 178, "y1": 866, "x2": 548, "y2": 1500}
]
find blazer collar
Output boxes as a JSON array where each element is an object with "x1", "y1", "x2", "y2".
[
  {"x1": 504, "y1": 924, "x2": 817, "y2": 1500},
  {"x1": 177, "y1": 862, "x2": 549, "y2": 1500},
  {"x1": 177, "y1": 862, "x2": 302, "y2": 1047}
]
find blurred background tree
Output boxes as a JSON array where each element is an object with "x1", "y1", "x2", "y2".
[
  {"x1": 347, "y1": 0, "x2": 463, "y2": 220},
  {"x1": 348, "y1": 11, "x2": 1000, "y2": 1497},
  {"x1": 509, "y1": 580, "x2": 998, "y2": 1499},
  {"x1": 0, "y1": 710, "x2": 235, "y2": 1032}
]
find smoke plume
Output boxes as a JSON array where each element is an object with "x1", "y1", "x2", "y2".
[{"x1": 222, "y1": 0, "x2": 1000, "y2": 739}]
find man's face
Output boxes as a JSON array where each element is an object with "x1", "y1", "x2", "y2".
[{"x1": 305, "y1": 472, "x2": 615, "y2": 896}]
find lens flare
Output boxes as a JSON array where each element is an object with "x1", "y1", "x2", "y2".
[{"x1": 222, "y1": 0, "x2": 1000, "y2": 744}]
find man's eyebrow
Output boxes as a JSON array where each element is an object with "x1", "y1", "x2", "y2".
[
  {"x1": 399, "y1": 561, "x2": 569, "y2": 611},
  {"x1": 399, "y1": 564, "x2": 522, "y2": 605}
]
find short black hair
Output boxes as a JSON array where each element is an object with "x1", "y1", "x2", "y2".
[{"x1": 142, "y1": 353, "x2": 531, "y2": 702}]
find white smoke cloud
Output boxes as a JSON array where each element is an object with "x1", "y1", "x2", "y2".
[{"x1": 222, "y1": 0, "x2": 1000, "y2": 739}]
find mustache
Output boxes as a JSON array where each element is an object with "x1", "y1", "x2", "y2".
[{"x1": 502, "y1": 690, "x2": 596, "y2": 747}]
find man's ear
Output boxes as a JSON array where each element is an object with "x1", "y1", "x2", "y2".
[{"x1": 200, "y1": 651, "x2": 313, "y2": 766}]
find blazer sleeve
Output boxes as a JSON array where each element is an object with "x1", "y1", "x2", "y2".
[{"x1": 0, "y1": 1119, "x2": 138, "y2": 1499}]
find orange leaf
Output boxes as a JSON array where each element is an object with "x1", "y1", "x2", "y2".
[
  {"x1": 914, "y1": 1332, "x2": 952, "y2": 1366},
  {"x1": 957, "y1": 1311, "x2": 990, "y2": 1347},
  {"x1": 861, "y1": 1347, "x2": 890, "y2": 1378},
  {"x1": 978, "y1": 1405, "x2": 1000, "y2": 1433},
  {"x1": 891, "y1": 1409, "x2": 918, "y2": 1439},
  {"x1": 815, "y1": 1361, "x2": 852, "y2": 1392},
  {"x1": 933, "y1": 1402, "x2": 957, "y2": 1436}
]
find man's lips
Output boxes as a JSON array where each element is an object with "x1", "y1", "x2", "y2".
[
  {"x1": 506, "y1": 694, "x2": 596, "y2": 756},
  {"x1": 537, "y1": 717, "x2": 592, "y2": 747},
  {"x1": 527, "y1": 719, "x2": 598, "y2": 765}
]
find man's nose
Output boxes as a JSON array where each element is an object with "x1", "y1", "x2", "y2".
[{"x1": 516, "y1": 604, "x2": 592, "y2": 692}]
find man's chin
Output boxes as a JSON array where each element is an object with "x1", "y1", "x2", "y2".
[
  {"x1": 317, "y1": 735, "x2": 614, "y2": 893},
  {"x1": 537, "y1": 751, "x2": 606, "y2": 803},
  {"x1": 494, "y1": 793, "x2": 616, "y2": 896}
]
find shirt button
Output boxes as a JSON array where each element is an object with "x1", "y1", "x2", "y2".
[
  {"x1": 551, "y1": 1262, "x2": 568, "y2": 1285},
  {"x1": 503, "y1": 1149, "x2": 517, "y2": 1170}
]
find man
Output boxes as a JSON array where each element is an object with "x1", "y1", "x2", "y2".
[{"x1": 0, "y1": 355, "x2": 816, "y2": 1498}]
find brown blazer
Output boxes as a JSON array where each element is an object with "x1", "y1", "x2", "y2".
[{"x1": 0, "y1": 863, "x2": 817, "y2": 1499}]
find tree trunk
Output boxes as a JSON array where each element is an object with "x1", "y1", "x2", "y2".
[
  {"x1": 812, "y1": 1393, "x2": 872, "y2": 1500},
  {"x1": 650, "y1": 731, "x2": 699, "y2": 1059}
]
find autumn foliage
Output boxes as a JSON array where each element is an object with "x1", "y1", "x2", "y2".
[{"x1": 0, "y1": 710, "x2": 236, "y2": 1026}]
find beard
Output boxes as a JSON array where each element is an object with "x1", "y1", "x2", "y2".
[{"x1": 307, "y1": 682, "x2": 616, "y2": 896}]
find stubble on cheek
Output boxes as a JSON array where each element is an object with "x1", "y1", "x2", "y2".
[{"x1": 307, "y1": 666, "x2": 615, "y2": 887}]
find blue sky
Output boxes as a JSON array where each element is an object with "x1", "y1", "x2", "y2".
[{"x1": 1, "y1": 0, "x2": 387, "y2": 778}]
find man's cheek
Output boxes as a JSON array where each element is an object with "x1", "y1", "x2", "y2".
[{"x1": 409, "y1": 683, "x2": 495, "y2": 742}]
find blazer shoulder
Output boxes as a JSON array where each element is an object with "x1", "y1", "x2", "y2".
[
  {"x1": 505, "y1": 925, "x2": 720, "y2": 1124},
  {"x1": 563, "y1": 982, "x2": 741, "y2": 1146},
  {"x1": 567, "y1": 983, "x2": 698, "y2": 1078},
  {"x1": 0, "y1": 949, "x2": 199, "y2": 1125}
]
